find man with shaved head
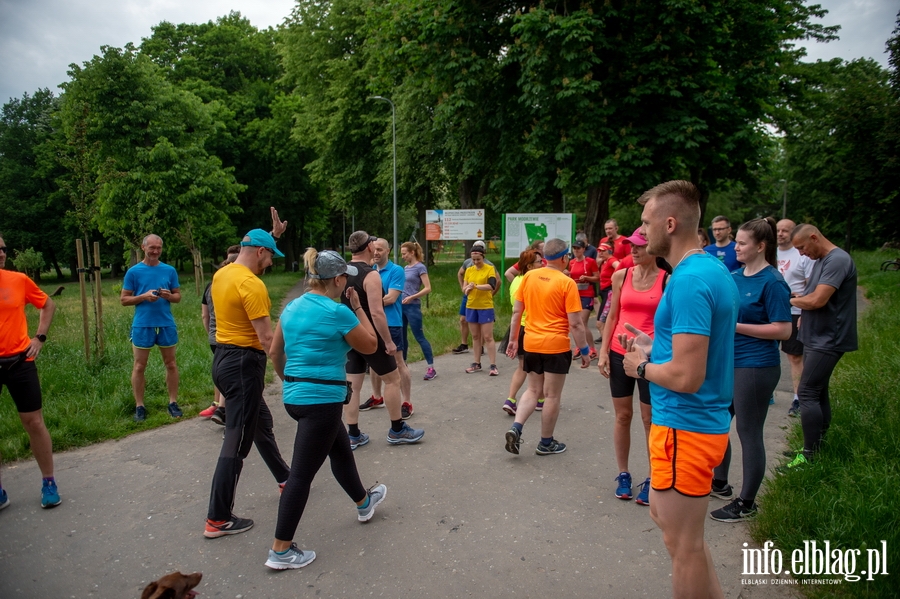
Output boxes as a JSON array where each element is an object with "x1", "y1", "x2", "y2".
[
  {"x1": 776, "y1": 219, "x2": 814, "y2": 415},
  {"x1": 619, "y1": 180, "x2": 738, "y2": 599},
  {"x1": 786, "y1": 224, "x2": 857, "y2": 468},
  {"x1": 121, "y1": 234, "x2": 182, "y2": 422}
]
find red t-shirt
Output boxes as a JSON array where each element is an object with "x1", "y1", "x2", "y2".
[
  {"x1": 567, "y1": 257, "x2": 599, "y2": 298},
  {"x1": 0, "y1": 270, "x2": 48, "y2": 356},
  {"x1": 600, "y1": 235, "x2": 631, "y2": 261}
]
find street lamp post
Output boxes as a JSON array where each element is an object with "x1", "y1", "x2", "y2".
[
  {"x1": 780, "y1": 179, "x2": 787, "y2": 220},
  {"x1": 369, "y1": 96, "x2": 398, "y2": 263}
]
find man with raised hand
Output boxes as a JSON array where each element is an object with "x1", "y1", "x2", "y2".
[
  {"x1": 776, "y1": 218, "x2": 814, "y2": 416},
  {"x1": 370, "y1": 238, "x2": 415, "y2": 419},
  {"x1": 786, "y1": 224, "x2": 857, "y2": 468},
  {"x1": 342, "y1": 231, "x2": 423, "y2": 446},
  {"x1": 504, "y1": 238, "x2": 589, "y2": 456},
  {"x1": 120, "y1": 234, "x2": 182, "y2": 422},
  {"x1": 620, "y1": 181, "x2": 738, "y2": 599},
  {"x1": 204, "y1": 229, "x2": 291, "y2": 539},
  {"x1": 0, "y1": 234, "x2": 60, "y2": 510},
  {"x1": 703, "y1": 215, "x2": 740, "y2": 272}
]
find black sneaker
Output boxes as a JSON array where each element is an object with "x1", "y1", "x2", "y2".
[
  {"x1": 535, "y1": 439, "x2": 567, "y2": 455},
  {"x1": 788, "y1": 398, "x2": 800, "y2": 417},
  {"x1": 167, "y1": 402, "x2": 183, "y2": 418},
  {"x1": 134, "y1": 406, "x2": 147, "y2": 422},
  {"x1": 710, "y1": 481, "x2": 734, "y2": 500},
  {"x1": 204, "y1": 515, "x2": 254, "y2": 538},
  {"x1": 210, "y1": 406, "x2": 226, "y2": 426},
  {"x1": 505, "y1": 428, "x2": 522, "y2": 455},
  {"x1": 451, "y1": 344, "x2": 469, "y2": 354},
  {"x1": 710, "y1": 498, "x2": 757, "y2": 522}
]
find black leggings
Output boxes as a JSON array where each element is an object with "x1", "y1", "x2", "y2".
[
  {"x1": 274, "y1": 402, "x2": 367, "y2": 541},
  {"x1": 798, "y1": 349, "x2": 844, "y2": 454},
  {"x1": 713, "y1": 366, "x2": 780, "y2": 503}
]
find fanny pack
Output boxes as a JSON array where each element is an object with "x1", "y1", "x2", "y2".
[
  {"x1": 284, "y1": 376, "x2": 353, "y2": 404},
  {"x1": 0, "y1": 352, "x2": 26, "y2": 371}
]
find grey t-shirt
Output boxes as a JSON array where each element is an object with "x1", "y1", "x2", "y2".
[
  {"x1": 798, "y1": 248, "x2": 858, "y2": 353},
  {"x1": 202, "y1": 282, "x2": 217, "y2": 345}
]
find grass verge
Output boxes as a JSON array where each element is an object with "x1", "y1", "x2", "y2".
[{"x1": 751, "y1": 250, "x2": 900, "y2": 598}]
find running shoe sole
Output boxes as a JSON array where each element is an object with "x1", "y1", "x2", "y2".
[
  {"x1": 204, "y1": 518, "x2": 254, "y2": 538},
  {"x1": 502, "y1": 403, "x2": 516, "y2": 416},
  {"x1": 504, "y1": 430, "x2": 522, "y2": 455}
]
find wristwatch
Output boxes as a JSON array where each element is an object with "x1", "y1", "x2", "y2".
[
  {"x1": 36, "y1": 334, "x2": 47, "y2": 343},
  {"x1": 636, "y1": 361, "x2": 649, "y2": 380}
]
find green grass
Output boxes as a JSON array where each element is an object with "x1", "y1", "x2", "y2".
[
  {"x1": 751, "y1": 249, "x2": 900, "y2": 598},
  {"x1": 0, "y1": 253, "x2": 512, "y2": 462},
  {"x1": 0, "y1": 271, "x2": 302, "y2": 462}
]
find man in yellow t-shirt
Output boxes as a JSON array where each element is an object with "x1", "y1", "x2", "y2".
[
  {"x1": 463, "y1": 247, "x2": 500, "y2": 375},
  {"x1": 204, "y1": 229, "x2": 291, "y2": 539},
  {"x1": 504, "y1": 238, "x2": 590, "y2": 456}
]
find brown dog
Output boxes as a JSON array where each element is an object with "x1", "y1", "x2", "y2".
[{"x1": 141, "y1": 571, "x2": 202, "y2": 599}]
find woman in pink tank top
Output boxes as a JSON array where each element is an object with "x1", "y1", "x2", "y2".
[{"x1": 597, "y1": 228, "x2": 668, "y2": 506}]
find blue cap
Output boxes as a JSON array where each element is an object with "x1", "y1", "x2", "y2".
[{"x1": 240, "y1": 229, "x2": 284, "y2": 258}]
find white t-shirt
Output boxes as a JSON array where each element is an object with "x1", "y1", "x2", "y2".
[{"x1": 777, "y1": 246, "x2": 814, "y2": 315}]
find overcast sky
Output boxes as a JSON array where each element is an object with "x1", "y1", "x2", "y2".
[{"x1": 0, "y1": 0, "x2": 896, "y2": 105}]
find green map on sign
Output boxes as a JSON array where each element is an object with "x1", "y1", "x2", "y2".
[{"x1": 524, "y1": 223, "x2": 548, "y2": 244}]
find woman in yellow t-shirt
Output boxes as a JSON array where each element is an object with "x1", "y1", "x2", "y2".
[
  {"x1": 503, "y1": 249, "x2": 544, "y2": 415},
  {"x1": 463, "y1": 247, "x2": 499, "y2": 375}
]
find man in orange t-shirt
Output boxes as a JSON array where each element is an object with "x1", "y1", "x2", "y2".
[
  {"x1": 504, "y1": 238, "x2": 590, "y2": 456},
  {"x1": 0, "y1": 235, "x2": 60, "y2": 510}
]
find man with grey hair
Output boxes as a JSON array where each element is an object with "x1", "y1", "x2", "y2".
[
  {"x1": 120, "y1": 234, "x2": 182, "y2": 422},
  {"x1": 786, "y1": 224, "x2": 857, "y2": 468},
  {"x1": 504, "y1": 238, "x2": 590, "y2": 456},
  {"x1": 343, "y1": 231, "x2": 424, "y2": 445}
]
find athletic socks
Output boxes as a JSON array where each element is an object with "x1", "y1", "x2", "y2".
[
  {"x1": 540, "y1": 437, "x2": 553, "y2": 446},
  {"x1": 512, "y1": 422, "x2": 523, "y2": 434},
  {"x1": 359, "y1": 495, "x2": 370, "y2": 509},
  {"x1": 42, "y1": 476, "x2": 55, "y2": 485},
  {"x1": 391, "y1": 419, "x2": 404, "y2": 433},
  {"x1": 348, "y1": 424, "x2": 361, "y2": 437}
]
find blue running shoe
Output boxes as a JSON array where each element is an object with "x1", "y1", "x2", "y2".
[
  {"x1": 0, "y1": 488, "x2": 9, "y2": 511},
  {"x1": 387, "y1": 422, "x2": 424, "y2": 444},
  {"x1": 615, "y1": 472, "x2": 633, "y2": 500},
  {"x1": 41, "y1": 479, "x2": 61, "y2": 509},
  {"x1": 635, "y1": 478, "x2": 650, "y2": 506},
  {"x1": 349, "y1": 431, "x2": 369, "y2": 450}
]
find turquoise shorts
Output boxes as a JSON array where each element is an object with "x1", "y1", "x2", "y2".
[{"x1": 131, "y1": 326, "x2": 178, "y2": 349}]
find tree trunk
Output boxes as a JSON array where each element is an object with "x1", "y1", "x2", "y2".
[
  {"x1": 459, "y1": 176, "x2": 477, "y2": 209},
  {"x1": 690, "y1": 167, "x2": 709, "y2": 224},
  {"x1": 47, "y1": 248, "x2": 64, "y2": 280},
  {"x1": 550, "y1": 186, "x2": 563, "y2": 213},
  {"x1": 585, "y1": 182, "x2": 611, "y2": 244}
]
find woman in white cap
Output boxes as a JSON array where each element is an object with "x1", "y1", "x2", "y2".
[{"x1": 265, "y1": 249, "x2": 386, "y2": 570}]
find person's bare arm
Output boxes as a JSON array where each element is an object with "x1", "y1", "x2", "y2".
[
  {"x1": 736, "y1": 321, "x2": 792, "y2": 340},
  {"x1": 568, "y1": 311, "x2": 590, "y2": 367},
  {"x1": 624, "y1": 333, "x2": 709, "y2": 393},
  {"x1": 504, "y1": 265, "x2": 518, "y2": 283},
  {"x1": 270, "y1": 321, "x2": 286, "y2": 379},
  {"x1": 158, "y1": 287, "x2": 181, "y2": 304},
  {"x1": 365, "y1": 272, "x2": 395, "y2": 354},
  {"x1": 790, "y1": 284, "x2": 837, "y2": 311},
  {"x1": 383, "y1": 288, "x2": 402, "y2": 306},
  {"x1": 251, "y1": 315, "x2": 274, "y2": 359},
  {"x1": 120, "y1": 288, "x2": 158, "y2": 306},
  {"x1": 201, "y1": 304, "x2": 211, "y2": 334},
  {"x1": 27, "y1": 298, "x2": 56, "y2": 358},
  {"x1": 505, "y1": 300, "x2": 524, "y2": 359},
  {"x1": 457, "y1": 265, "x2": 466, "y2": 291}
]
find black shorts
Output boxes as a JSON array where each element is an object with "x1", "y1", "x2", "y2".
[
  {"x1": 596, "y1": 287, "x2": 611, "y2": 320},
  {"x1": 0, "y1": 358, "x2": 43, "y2": 413},
  {"x1": 516, "y1": 327, "x2": 526, "y2": 358},
  {"x1": 210, "y1": 344, "x2": 217, "y2": 355},
  {"x1": 781, "y1": 314, "x2": 803, "y2": 356},
  {"x1": 523, "y1": 351, "x2": 571, "y2": 375},
  {"x1": 608, "y1": 350, "x2": 650, "y2": 405},
  {"x1": 346, "y1": 334, "x2": 397, "y2": 376}
]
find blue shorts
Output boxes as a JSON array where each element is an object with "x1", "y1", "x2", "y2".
[
  {"x1": 459, "y1": 295, "x2": 468, "y2": 316},
  {"x1": 465, "y1": 308, "x2": 495, "y2": 324},
  {"x1": 131, "y1": 326, "x2": 178, "y2": 349},
  {"x1": 580, "y1": 296, "x2": 594, "y2": 311},
  {"x1": 389, "y1": 326, "x2": 404, "y2": 352}
]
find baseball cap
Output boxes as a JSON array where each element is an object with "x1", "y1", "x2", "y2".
[
  {"x1": 573, "y1": 239, "x2": 587, "y2": 249},
  {"x1": 624, "y1": 228, "x2": 648, "y2": 246},
  {"x1": 241, "y1": 229, "x2": 284, "y2": 258},
  {"x1": 308, "y1": 250, "x2": 358, "y2": 279},
  {"x1": 598, "y1": 242, "x2": 612, "y2": 252},
  {"x1": 472, "y1": 240, "x2": 486, "y2": 248}
]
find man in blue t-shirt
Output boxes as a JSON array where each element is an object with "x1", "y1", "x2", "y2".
[
  {"x1": 620, "y1": 181, "x2": 739, "y2": 599},
  {"x1": 120, "y1": 234, "x2": 182, "y2": 422},
  {"x1": 704, "y1": 215, "x2": 740, "y2": 271},
  {"x1": 371, "y1": 238, "x2": 415, "y2": 418}
]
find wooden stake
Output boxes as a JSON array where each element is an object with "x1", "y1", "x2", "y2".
[
  {"x1": 75, "y1": 239, "x2": 90, "y2": 362},
  {"x1": 93, "y1": 241, "x2": 104, "y2": 356}
]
